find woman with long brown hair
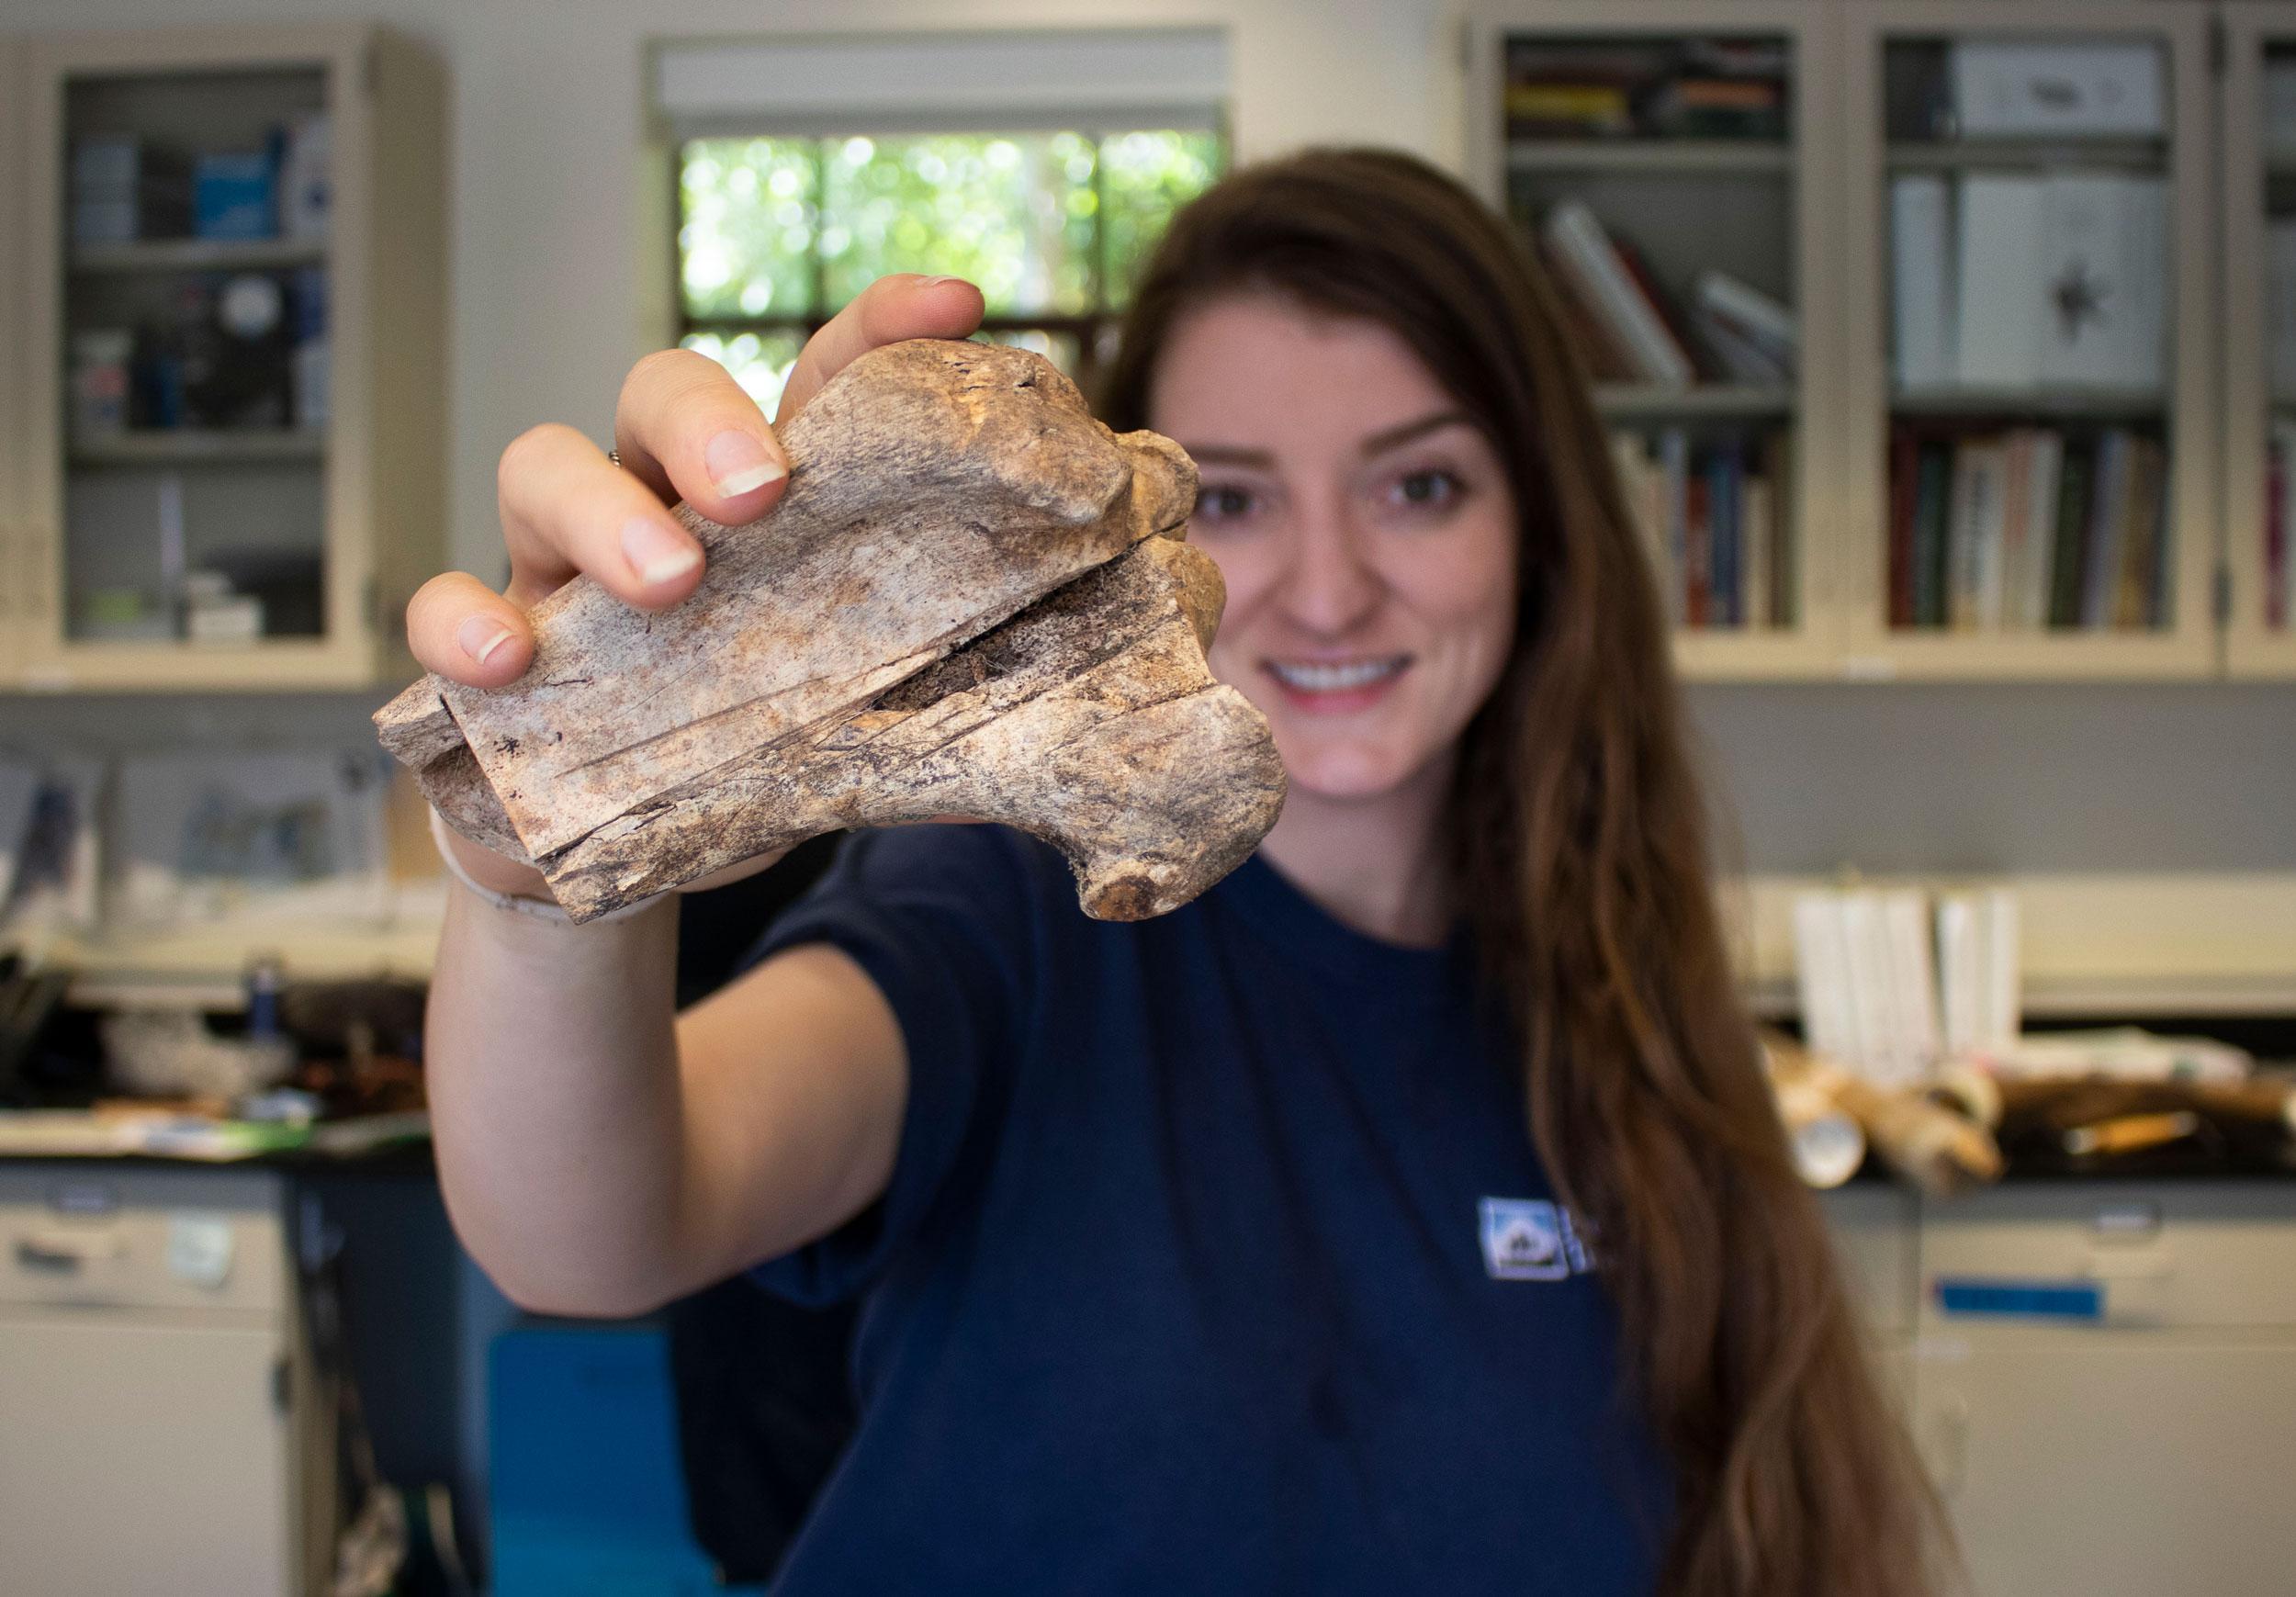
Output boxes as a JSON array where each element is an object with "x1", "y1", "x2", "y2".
[{"x1": 409, "y1": 147, "x2": 1946, "y2": 1593}]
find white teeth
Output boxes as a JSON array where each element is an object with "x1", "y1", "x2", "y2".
[{"x1": 1268, "y1": 658, "x2": 1405, "y2": 692}]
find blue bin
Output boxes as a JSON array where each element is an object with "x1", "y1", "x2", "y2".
[{"x1": 490, "y1": 1321, "x2": 761, "y2": 1595}]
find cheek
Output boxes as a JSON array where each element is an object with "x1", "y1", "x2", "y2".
[
  {"x1": 1421, "y1": 512, "x2": 1520, "y2": 670},
  {"x1": 1192, "y1": 534, "x2": 1277, "y2": 678}
]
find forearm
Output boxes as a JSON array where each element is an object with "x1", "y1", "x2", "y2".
[{"x1": 424, "y1": 883, "x2": 692, "y2": 1316}]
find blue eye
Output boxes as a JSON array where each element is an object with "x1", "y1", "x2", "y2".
[
  {"x1": 1195, "y1": 485, "x2": 1256, "y2": 521},
  {"x1": 1396, "y1": 468, "x2": 1458, "y2": 507}
]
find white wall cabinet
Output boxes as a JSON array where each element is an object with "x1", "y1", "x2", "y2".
[
  {"x1": 3, "y1": 24, "x2": 444, "y2": 692},
  {"x1": 1467, "y1": 2, "x2": 2259, "y2": 682}
]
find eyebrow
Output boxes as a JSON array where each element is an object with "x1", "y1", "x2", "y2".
[{"x1": 1180, "y1": 410, "x2": 1475, "y2": 470}]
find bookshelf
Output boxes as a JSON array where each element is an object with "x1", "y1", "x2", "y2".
[
  {"x1": 1469, "y1": 2, "x2": 2245, "y2": 682},
  {"x1": 6, "y1": 25, "x2": 444, "y2": 692},
  {"x1": 1467, "y1": 1, "x2": 1840, "y2": 681},
  {"x1": 1839, "y1": 2, "x2": 2216, "y2": 680},
  {"x1": 2223, "y1": 5, "x2": 2296, "y2": 677}
]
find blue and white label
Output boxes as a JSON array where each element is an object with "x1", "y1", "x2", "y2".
[{"x1": 1480, "y1": 1198, "x2": 1588, "y2": 1282}]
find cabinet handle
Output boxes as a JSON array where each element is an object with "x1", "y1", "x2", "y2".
[{"x1": 17, "y1": 1235, "x2": 106, "y2": 1272}]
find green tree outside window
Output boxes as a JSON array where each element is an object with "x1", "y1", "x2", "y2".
[{"x1": 677, "y1": 129, "x2": 1222, "y2": 414}]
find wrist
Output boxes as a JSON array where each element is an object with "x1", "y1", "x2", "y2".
[{"x1": 428, "y1": 806, "x2": 661, "y2": 928}]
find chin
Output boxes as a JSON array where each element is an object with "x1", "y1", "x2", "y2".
[{"x1": 1273, "y1": 735, "x2": 1426, "y2": 803}]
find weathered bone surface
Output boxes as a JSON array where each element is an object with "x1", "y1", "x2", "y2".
[{"x1": 376, "y1": 339, "x2": 1287, "y2": 922}]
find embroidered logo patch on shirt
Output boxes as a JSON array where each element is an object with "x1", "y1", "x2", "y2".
[{"x1": 1480, "y1": 1198, "x2": 1591, "y2": 1281}]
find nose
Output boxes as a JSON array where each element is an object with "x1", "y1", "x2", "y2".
[{"x1": 1277, "y1": 502, "x2": 1382, "y2": 636}]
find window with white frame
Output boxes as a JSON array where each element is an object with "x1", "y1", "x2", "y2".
[{"x1": 653, "y1": 29, "x2": 1230, "y2": 412}]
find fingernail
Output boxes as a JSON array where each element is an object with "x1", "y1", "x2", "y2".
[
  {"x1": 622, "y1": 518, "x2": 703, "y2": 586},
  {"x1": 705, "y1": 430, "x2": 787, "y2": 499},
  {"x1": 917, "y1": 275, "x2": 963, "y2": 288},
  {"x1": 457, "y1": 615, "x2": 514, "y2": 667}
]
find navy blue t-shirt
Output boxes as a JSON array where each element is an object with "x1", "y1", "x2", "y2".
[{"x1": 745, "y1": 823, "x2": 1671, "y2": 1594}]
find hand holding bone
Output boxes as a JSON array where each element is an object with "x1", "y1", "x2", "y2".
[{"x1": 378, "y1": 340, "x2": 1286, "y2": 922}]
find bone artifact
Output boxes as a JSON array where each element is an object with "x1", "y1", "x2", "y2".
[{"x1": 377, "y1": 339, "x2": 1287, "y2": 923}]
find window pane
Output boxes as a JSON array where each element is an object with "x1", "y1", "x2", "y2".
[
  {"x1": 820, "y1": 133, "x2": 1094, "y2": 316},
  {"x1": 974, "y1": 327, "x2": 1084, "y2": 379},
  {"x1": 1100, "y1": 130, "x2": 1222, "y2": 308},
  {"x1": 681, "y1": 138, "x2": 817, "y2": 321},
  {"x1": 680, "y1": 328, "x2": 807, "y2": 417}
]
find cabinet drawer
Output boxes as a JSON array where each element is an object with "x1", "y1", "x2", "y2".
[
  {"x1": 0, "y1": 1164, "x2": 289, "y2": 1314},
  {"x1": 1919, "y1": 1182, "x2": 2296, "y2": 1330},
  {"x1": 1824, "y1": 1183, "x2": 1919, "y2": 1336}
]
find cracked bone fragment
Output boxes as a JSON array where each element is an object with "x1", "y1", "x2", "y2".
[{"x1": 376, "y1": 339, "x2": 1285, "y2": 922}]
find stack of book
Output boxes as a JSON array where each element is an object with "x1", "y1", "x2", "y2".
[
  {"x1": 1887, "y1": 425, "x2": 2169, "y2": 631},
  {"x1": 1541, "y1": 200, "x2": 1796, "y2": 388},
  {"x1": 1794, "y1": 885, "x2": 2020, "y2": 1086},
  {"x1": 1610, "y1": 427, "x2": 1792, "y2": 628},
  {"x1": 1504, "y1": 37, "x2": 1787, "y2": 141}
]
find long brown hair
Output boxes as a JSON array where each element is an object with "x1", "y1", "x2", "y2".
[{"x1": 1099, "y1": 147, "x2": 1949, "y2": 1596}]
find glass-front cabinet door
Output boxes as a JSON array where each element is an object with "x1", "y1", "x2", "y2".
[
  {"x1": 1468, "y1": 2, "x2": 1840, "y2": 681},
  {"x1": 1838, "y1": 3, "x2": 2214, "y2": 680},
  {"x1": 2223, "y1": 5, "x2": 2296, "y2": 678},
  {"x1": 16, "y1": 26, "x2": 441, "y2": 692}
]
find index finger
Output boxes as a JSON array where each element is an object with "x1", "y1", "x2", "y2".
[
  {"x1": 612, "y1": 349, "x2": 792, "y2": 529},
  {"x1": 776, "y1": 274, "x2": 985, "y2": 425}
]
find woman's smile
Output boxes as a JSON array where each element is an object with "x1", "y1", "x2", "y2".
[{"x1": 1265, "y1": 653, "x2": 1412, "y2": 712}]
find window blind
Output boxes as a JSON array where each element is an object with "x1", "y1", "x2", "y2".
[{"x1": 652, "y1": 28, "x2": 1229, "y2": 138}]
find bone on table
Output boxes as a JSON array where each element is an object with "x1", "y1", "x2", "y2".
[{"x1": 375, "y1": 339, "x2": 1287, "y2": 922}]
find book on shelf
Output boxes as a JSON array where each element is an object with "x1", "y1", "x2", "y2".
[
  {"x1": 1540, "y1": 205, "x2": 1798, "y2": 392},
  {"x1": 1642, "y1": 74, "x2": 1785, "y2": 141},
  {"x1": 1947, "y1": 39, "x2": 2165, "y2": 140},
  {"x1": 1792, "y1": 886, "x2": 1951, "y2": 1085},
  {"x1": 1551, "y1": 264, "x2": 1640, "y2": 386},
  {"x1": 1610, "y1": 424, "x2": 1789, "y2": 630},
  {"x1": 1691, "y1": 271, "x2": 1795, "y2": 383},
  {"x1": 1540, "y1": 200, "x2": 1697, "y2": 386},
  {"x1": 1660, "y1": 427, "x2": 1692, "y2": 625},
  {"x1": 1888, "y1": 423, "x2": 2168, "y2": 632},
  {"x1": 1795, "y1": 884, "x2": 2011, "y2": 1082},
  {"x1": 2269, "y1": 422, "x2": 2296, "y2": 631},
  {"x1": 1936, "y1": 888, "x2": 2020, "y2": 1057},
  {"x1": 1945, "y1": 437, "x2": 2009, "y2": 630},
  {"x1": 1504, "y1": 37, "x2": 1786, "y2": 141},
  {"x1": 1506, "y1": 82, "x2": 1634, "y2": 139}
]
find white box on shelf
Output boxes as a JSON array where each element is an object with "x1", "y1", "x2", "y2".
[
  {"x1": 1954, "y1": 174, "x2": 2045, "y2": 388},
  {"x1": 1891, "y1": 174, "x2": 1955, "y2": 389},
  {"x1": 2036, "y1": 174, "x2": 2167, "y2": 390},
  {"x1": 1949, "y1": 40, "x2": 2164, "y2": 139}
]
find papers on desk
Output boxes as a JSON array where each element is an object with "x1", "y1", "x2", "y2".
[{"x1": 0, "y1": 1108, "x2": 428, "y2": 1161}]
